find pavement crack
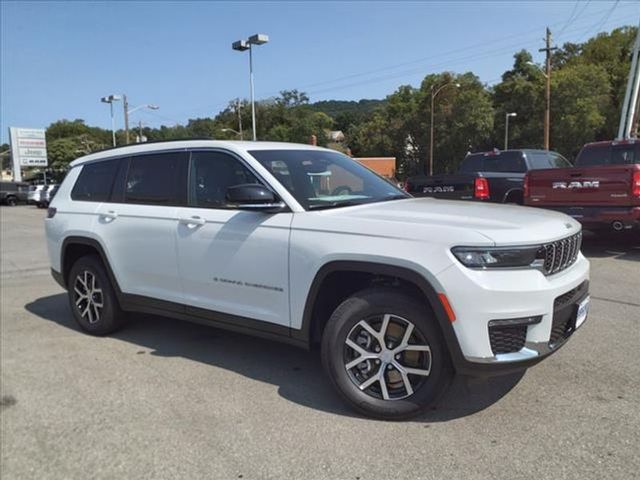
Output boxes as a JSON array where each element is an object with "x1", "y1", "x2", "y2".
[{"x1": 592, "y1": 296, "x2": 640, "y2": 309}]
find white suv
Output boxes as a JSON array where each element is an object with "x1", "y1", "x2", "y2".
[{"x1": 45, "y1": 141, "x2": 590, "y2": 419}]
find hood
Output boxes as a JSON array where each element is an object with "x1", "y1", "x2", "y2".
[{"x1": 319, "y1": 198, "x2": 581, "y2": 246}]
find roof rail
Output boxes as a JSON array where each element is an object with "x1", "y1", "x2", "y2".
[{"x1": 82, "y1": 137, "x2": 219, "y2": 157}]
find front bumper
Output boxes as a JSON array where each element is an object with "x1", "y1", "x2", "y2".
[{"x1": 436, "y1": 253, "x2": 590, "y2": 376}]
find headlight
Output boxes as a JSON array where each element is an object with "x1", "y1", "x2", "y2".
[{"x1": 451, "y1": 246, "x2": 544, "y2": 269}]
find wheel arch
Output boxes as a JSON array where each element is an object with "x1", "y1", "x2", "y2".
[
  {"x1": 502, "y1": 188, "x2": 524, "y2": 204},
  {"x1": 294, "y1": 261, "x2": 465, "y2": 369},
  {"x1": 60, "y1": 236, "x2": 122, "y2": 297}
]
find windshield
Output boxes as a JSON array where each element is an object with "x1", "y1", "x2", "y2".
[{"x1": 249, "y1": 149, "x2": 408, "y2": 210}]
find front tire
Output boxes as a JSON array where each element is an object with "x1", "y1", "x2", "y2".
[
  {"x1": 321, "y1": 288, "x2": 452, "y2": 420},
  {"x1": 6, "y1": 196, "x2": 17, "y2": 206},
  {"x1": 67, "y1": 255, "x2": 126, "y2": 335}
]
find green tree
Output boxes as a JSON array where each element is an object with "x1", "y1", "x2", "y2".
[
  {"x1": 565, "y1": 26, "x2": 637, "y2": 140},
  {"x1": 551, "y1": 63, "x2": 610, "y2": 158},
  {"x1": 492, "y1": 50, "x2": 545, "y2": 150},
  {"x1": 45, "y1": 120, "x2": 109, "y2": 171},
  {"x1": 349, "y1": 72, "x2": 494, "y2": 177},
  {"x1": 1, "y1": 143, "x2": 11, "y2": 171}
]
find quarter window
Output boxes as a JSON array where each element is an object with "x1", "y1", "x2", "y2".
[
  {"x1": 189, "y1": 151, "x2": 260, "y2": 208},
  {"x1": 71, "y1": 159, "x2": 120, "y2": 202},
  {"x1": 125, "y1": 152, "x2": 187, "y2": 205}
]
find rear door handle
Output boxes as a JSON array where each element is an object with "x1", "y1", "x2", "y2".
[
  {"x1": 179, "y1": 216, "x2": 206, "y2": 227},
  {"x1": 101, "y1": 210, "x2": 118, "y2": 221}
]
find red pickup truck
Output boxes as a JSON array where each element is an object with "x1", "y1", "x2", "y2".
[{"x1": 524, "y1": 139, "x2": 640, "y2": 231}]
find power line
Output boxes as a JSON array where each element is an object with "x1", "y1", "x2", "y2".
[
  {"x1": 578, "y1": 0, "x2": 622, "y2": 42},
  {"x1": 303, "y1": 12, "x2": 632, "y2": 97},
  {"x1": 277, "y1": 3, "x2": 631, "y2": 95},
  {"x1": 170, "y1": 6, "x2": 636, "y2": 122},
  {"x1": 556, "y1": 0, "x2": 584, "y2": 39}
]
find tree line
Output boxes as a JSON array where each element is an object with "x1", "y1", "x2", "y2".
[{"x1": 2, "y1": 26, "x2": 636, "y2": 180}]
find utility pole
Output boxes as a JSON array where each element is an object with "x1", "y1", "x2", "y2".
[
  {"x1": 617, "y1": 21, "x2": 640, "y2": 139},
  {"x1": 123, "y1": 94, "x2": 130, "y2": 144},
  {"x1": 539, "y1": 28, "x2": 557, "y2": 150}
]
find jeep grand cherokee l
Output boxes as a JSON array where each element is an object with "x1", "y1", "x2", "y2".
[{"x1": 45, "y1": 141, "x2": 590, "y2": 419}]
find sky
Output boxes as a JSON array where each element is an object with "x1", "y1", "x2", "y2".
[{"x1": 1, "y1": 0, "x2": 639, "y2": 143}]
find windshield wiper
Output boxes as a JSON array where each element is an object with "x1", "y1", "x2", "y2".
[{"x1": 385, "y1": 194, "x2": 410, "y2": 200}]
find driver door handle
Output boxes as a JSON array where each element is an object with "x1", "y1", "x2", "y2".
[{"x1": 179, "y1": 216, "x2": 206, "y2": 227}]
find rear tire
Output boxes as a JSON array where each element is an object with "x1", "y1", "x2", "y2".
[
  {"x1": 67, "y1": 255, "x2": 126, "y2": 335},
  {"x1": 321, "y1": 288, "x2": 452, "y2": 420},
  {"x1": 6, "y1": 196, "x2": 17, "y2": 206}
]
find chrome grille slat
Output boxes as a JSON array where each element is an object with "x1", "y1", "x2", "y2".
[{"x1": 540, "y1": 232, "x2": 582, "y2": 276}]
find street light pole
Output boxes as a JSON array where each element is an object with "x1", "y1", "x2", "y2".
[
  {"x1": 109, "y1": 101, "x2": 115, "y2": 147},
  {"x1": 429, "y1": 81, "x2": 460, "y2": 176},
  {"x1": 249, "y1": 45, "x2": 257, "y2": 142},
  {"x1": 430, "y1": 90, "x2": 435, "y2": 176},
  {"x1": 505, "y1": 112, "x2": 517, "y2": 150},
  {"x1": 100, "y1": 94, "x2": 122, "y2": 147},
  {"x1": 232, "y1": 33, "x2": 269, "y2": 141}
]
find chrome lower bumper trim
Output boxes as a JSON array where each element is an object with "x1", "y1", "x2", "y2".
[{"x1": 465, "y1": 341, "x2": 557, "y2": 364}]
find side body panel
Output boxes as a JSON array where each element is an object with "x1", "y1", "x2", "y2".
[
  {"x1": 175, "y1": 207, "x2": 292, "y2": 327},
  {"x1": 92, "y1": 202, "x2": 184, "y2": 305}
]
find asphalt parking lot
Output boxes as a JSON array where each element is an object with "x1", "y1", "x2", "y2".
[{"x1": 1, "y1": 205, "x2": 639, "y2": 480}]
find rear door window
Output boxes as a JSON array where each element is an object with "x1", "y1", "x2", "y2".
[
  {"x1": 125, "y1": 151, "x2": 188, "y2": 206},
  {"x1": 71, "y1": 159, "x2": 120, "y2": 202}
]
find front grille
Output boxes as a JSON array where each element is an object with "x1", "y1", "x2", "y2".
[
  {"x1": 489, "y1": 325, "x2": 527, "y2": 354},
  {"x1": 538, "y1": 232, "x2": 582, "y2": 275}
]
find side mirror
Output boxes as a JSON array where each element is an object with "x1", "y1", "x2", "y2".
[{"x1": 226, "y1": 184, "x2": 286, "y2": 212}]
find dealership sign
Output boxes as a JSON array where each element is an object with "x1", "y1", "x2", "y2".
[{"x1": 9, "y1": 127, "x2": 48, "y2": 167}]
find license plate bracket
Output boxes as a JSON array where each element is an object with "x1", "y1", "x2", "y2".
[{"x1": 575, "y1": 296, "x2": 590, "y2": 329}]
